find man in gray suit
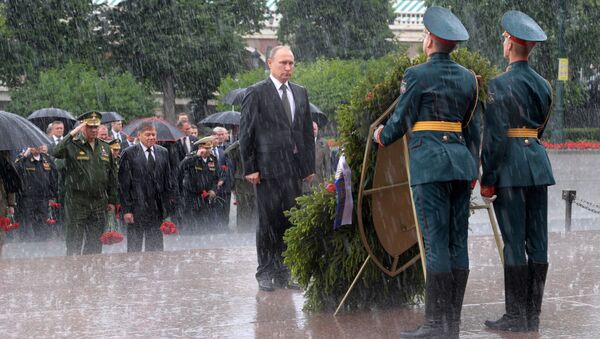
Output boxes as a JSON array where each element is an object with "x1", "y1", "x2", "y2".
[{"x1": 240, "y1": 45, "x2": 315, "y2": 292}]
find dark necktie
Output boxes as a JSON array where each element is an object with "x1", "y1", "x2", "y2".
[
  {"x1": 147, "y1": 148, "x2": 155, "y2": 171},
  {"x1": 280, "y1": 84, "x2": 293, "y2": 124}
]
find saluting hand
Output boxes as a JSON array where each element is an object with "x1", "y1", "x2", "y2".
[{"x1": 70, "y1": 122, "x2": 86, "y2": 137}]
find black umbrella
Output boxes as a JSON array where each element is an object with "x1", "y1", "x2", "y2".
[
  {"x1": 101, "y1": 111, "x2": 125, "y2": 124},
  {"x1": 200, "y1": 111, "x2": 241, "y2": 127},
  {"x1": 27, "y1": 107, "x2": 77, "y2": 133},
  {"x1": 122, "y1": 117, "x2": 184, "y2": 142},
  {"x1": 0, "y1": 111, "x2": 53, "y2": 150},
  {"x1": 309, "y1": 103, "x2": 328, "y2": 127},
  {"x1": 222, "y1": 88, "x2": 247, "y2": 105}
]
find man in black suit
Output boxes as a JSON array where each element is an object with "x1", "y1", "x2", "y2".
[
  {"x1": 240, "y1": 45, "x2": 315, "y2": 291},
  {"x1": 212, "y1": 127, "x2": 232, "y2": 230},
  {"x1": 111, "y1": 120, "x2": 131, "y2": 150},
  {"x1": 119, "y1": 121, "x2": 175, "y2": 252},
  {"x1": 175, "y1": 121, "x2": 198, "y2": 161}
]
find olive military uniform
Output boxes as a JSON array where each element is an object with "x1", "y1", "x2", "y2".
[
  {"x1": 481, "y1": 10, "x2": 554, "y2": 333},
  {"x1": 54, "y1": 123, "x2": 118, "y2": 255}
]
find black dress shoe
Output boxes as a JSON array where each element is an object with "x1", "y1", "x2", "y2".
[{"x1": 258, "y1": 279, "x2": 275, "y2": 292}]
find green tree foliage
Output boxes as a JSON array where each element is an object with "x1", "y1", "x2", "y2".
[
  {"x1": 277, "y1": 0, "x2": 398, "y2": 61},
  {"x1": 284, "y1": 49, "x2": 498, "y2": 312},
  {"x1": 8, "y1": 62, "x2": 155, "y2": 121},
  {"x1": 426, "y1": 0, "x2": 600, "y2": 80},
  {"x1": 99, "y1": 0, "x2": 267, "y2": 121},
  {"x1": 217, "y1": 54, "x2": 401, "y2": 122},
  {"x1": 0, "y1": 0, "x2": 97, "y2": 87}
]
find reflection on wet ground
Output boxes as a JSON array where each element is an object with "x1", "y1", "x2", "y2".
[{"x1": 1, "y1": 231, "x2": 600, "y2": 338}]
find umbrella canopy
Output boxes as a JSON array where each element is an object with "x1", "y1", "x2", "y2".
[
  {"x1": 200, "y1": 111, "x2": 241, "y2": 127},
  {"x1": 122, "y1": 117, "x2": 184, "y2": 142},
  {"x1": 309, "y1": 103, "x2": 328, "y2": 127},
  {"x1": 27, "y1": 107, "x2": 77, "y2": 133},
  {"x1": 222, "y1": 88, "x2": 247, "y2": 105},
  {"x1": 101, "y1": 111, "x2": 125, "y2": 124},
  {"x1": 0, "y1": 111, "x2": 53, "y2": 150}
]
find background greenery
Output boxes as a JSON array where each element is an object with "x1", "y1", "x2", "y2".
[{"x1": 8, "y1": 62, "x2": 155, "y2": 121}]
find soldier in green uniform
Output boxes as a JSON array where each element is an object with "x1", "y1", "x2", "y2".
[
  {"x1": 177, "y1": 136, "x2": 224, "y2": 233},
  {"x1": 373, "y1": 7, "x2": 479, "y2": 338},
  {"x1": 225, "y1": 140, "x2": 258, "y2": 232},
  {"x1": 53, "y1": 112, "x2": 118, "y2": 255},
  {"x1": 480, "y1": 11, "x2": 554, "y2": 333}
]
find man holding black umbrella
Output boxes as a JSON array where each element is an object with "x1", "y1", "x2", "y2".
[{"x1": 54, "y1": 112, "x2": 118, "y2": 255}]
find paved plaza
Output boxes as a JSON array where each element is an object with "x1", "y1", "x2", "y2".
[{"x1": 1, "y1": 230, "x2": 600, "y2": 338}]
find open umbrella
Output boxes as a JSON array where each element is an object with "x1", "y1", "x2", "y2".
[
  {"x1": 222, "y1": 88, "x2": 247, "y2": 105},
  {"x1": 309, "y1": 103, "x2": 328, "y2": 127},
  {"x1": 122, "y1": 117, "x2": 184, "y2": 142},
  {"x1": 101, "y1": 111, "x2": 125, "y2": 124},
  {"x1": 27, "y1": 107, "x2": 77, "y2": 133},
  {"x1": 0, "y1": 111, "x2": 53, "y2": 150},
  {"x1": 200, "y1": 111, "x2": 241, "y2": 127}
]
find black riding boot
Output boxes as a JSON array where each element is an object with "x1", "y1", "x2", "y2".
[
  {"x1": 527, "y1": 262, "x2": 549, "y2": 332},
  {"x1": 448, "y1": 269, "x2": 469, "y2": 338},
  {"x1": 401, "y1": 271, "x2": 452, "y2": 338},
  {"x1": 485, "y1": 265, "x2": 529, "y2": 332}
]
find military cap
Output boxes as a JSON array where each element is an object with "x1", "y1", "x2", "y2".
[
  {"x1": 108, "y1": 139, "x2": 121, "y2": 151},
  {"x1": 194, "y1": 136, "x2": 215, "y2": 149},
  {"x1": 423, "y1": 6, "x2": 469, "y2": 44},
  {"x1": 77, "y1": 111, "x2": 102, "y2": 127},
  {"x1": 502, "y1": 10, "x2": 547, "y2": 45}
]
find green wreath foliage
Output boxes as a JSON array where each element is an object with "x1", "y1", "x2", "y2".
[{"x1": 284, "y1": 49, "x2": 498, "y2": 313}]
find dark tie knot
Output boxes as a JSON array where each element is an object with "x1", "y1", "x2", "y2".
[{"x1": 280, "y1": 84, "x2": 287, "y2": 93}]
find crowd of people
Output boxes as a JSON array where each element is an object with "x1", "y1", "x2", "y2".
[{"x1": 0, "y1": 106, "x2": 334, "y2": 253}]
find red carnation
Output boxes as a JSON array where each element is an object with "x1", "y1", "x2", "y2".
[
  {"x1": 201, "y1": 190, "x2": 209, "y2": 199},
  {"x1": 46, "y1": 218, "x2": 57, "y2": 225},
  {"x1": 8, "y1": 221, "x2": 20, "y2": 231},
  {"x1": 100, "y1": 230, "x2": 124, "y2": 245},
  {"x1": 50, "y1": 202, "x2": 61, "y2": 208},
  {"x1": 326, "y1": 183, "x2": 336, "y2": 193},
  {"x1": 220, "y1": 165, "x2": 228, "y2": 171},
  {"x1": 0, "y1": 216, "x2": 11, "y2": 232},
  {"x1": 160, "y1": 220, "x2": 178, "y2": 235}
]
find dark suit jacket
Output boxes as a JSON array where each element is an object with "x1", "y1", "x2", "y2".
[
  {"x1": 175, "y1": 135, "x2": 198, "y2": 161},
  {"x1": 118, "y1": 144, "x2": 174, "y2": 218},
  {"x1": 239, "y1": 78, "x2": 315, "y2": 180}
]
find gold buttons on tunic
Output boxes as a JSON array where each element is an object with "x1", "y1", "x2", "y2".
[
  {"x1": 524, "y1": 138, "x2": 530, "y2": 144},
  {"x1": 442, "y1": 135, "x2": 449, "y2": 141}
]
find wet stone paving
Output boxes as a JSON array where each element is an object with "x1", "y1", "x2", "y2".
[{"x1": 1, "y1": 230, "x2": 600, "y2": 338}]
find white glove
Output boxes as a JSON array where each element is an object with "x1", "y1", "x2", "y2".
[
  {"x1": 373, "y1": 125, "x2": 384, "y2": 144},
  {"x1": 482, "y1": 195, "x2": 497, "y2": 205}
]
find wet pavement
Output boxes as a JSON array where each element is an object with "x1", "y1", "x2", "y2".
[{"x1": 2, "y1": 230, "x2": 600, "y2": 338}]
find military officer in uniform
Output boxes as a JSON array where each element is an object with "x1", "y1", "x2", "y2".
[
  {"x1": 14, "y1": 146, "x2": 58, "y2": 241},
  {"x1": 225, "y1": 140, "x2": 257, "y2": 231},
  {"x1": 177, "y1": 136, "x2": 224, "y2": 233},
  {"x1": 481, "y1": 11, "x2": 554, "y2": 333},
  {"x1": 54, "y1": 112, "x2": 118, "y2": 255},
  {"x1": 373, "y1": 7, "x2": 479, "y2": 338}
]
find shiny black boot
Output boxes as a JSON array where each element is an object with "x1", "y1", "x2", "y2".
[
  {"x1": 401, "y1": 271, "x2": 452, "y2": 338},
  {"x1": 485, "y1": 265, "x2": 529, "y2": 332},
  {"x1": 448, "y1": 269, "x2": 469, "y2": 338},
  {"x1": 527, "y1": 262, "x2": 549, "y2": 332}
]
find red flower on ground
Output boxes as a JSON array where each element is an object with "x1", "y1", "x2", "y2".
[
  {"x1": 99, "y1": 230, "x2": 124, "y2": 245},
  {"x1": 201, "y1": 190, "x2": 209, "y2": 199},
  {"x1": 220, "y1": 165, "x2": 228, "y2": 171},
  {"x1": 160, "y1": 220, "x2": 178, "y2": 235},
  {"x1": 46, "y1": 218, "x2": 57, "y2": 225},
  {"x1": 326, "y1": 183, "x2": 336, "y2": 193}
]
